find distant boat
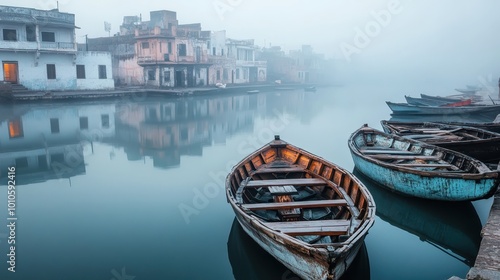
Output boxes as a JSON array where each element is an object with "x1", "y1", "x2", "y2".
[
  {"x1": 226, "y1": 135, "x2": 375, "y2": 280},
  {"x1": 215, "y1": 83, "x2": 226, "y2": 89},
  {"x1": 304, "y1": 86, "x2": 316, "y2": 92},
  {"x1": 386, "y1": 101, "x2": 500, "y2": 116},
  {"x1": 421, "y1": 93, "x2": 482, "y2": 103},
  {"x1": 455, "y1": 88, "x2": 479, "y2": 95},
  {"x1": 246, "y1": 90, "x2": 259, "y2": 94},
  {"x1": 381, "y1": 120, "x2": 500, "y2": 163},
  {"x1": 405, "y1": 95, "x2": 470, "y2": 107},
  {"x1": 348, "y1": 124, "x2": 500, "y2": 201}
]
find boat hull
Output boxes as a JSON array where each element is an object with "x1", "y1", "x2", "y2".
[
  {"x1": 350, "y1": 151, "x2": 498, "y2": 201},
  {"x1": 386, "y1": 102, "x2": 500, "y2": 116},
  {"x1": 230, "y1": 201, "x2": 365, "y2": 280}
]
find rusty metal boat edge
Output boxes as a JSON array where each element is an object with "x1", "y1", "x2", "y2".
[{"x1": 225, "y1": 136, "x2": 376, "y2": 280}]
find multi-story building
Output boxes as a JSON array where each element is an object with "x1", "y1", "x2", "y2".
[
  {"x1": 0, "y1": 5, "x2": 114, "y2": 91},
  {"x1": 207, "y1": 30, "x2": 235, "y2": 85},
  {"x1": 226, "y1": 38, "x2": 267, "y2": 84},
  {"x1": 89, "y1": 10, "x2": 212, "y2": 88}
]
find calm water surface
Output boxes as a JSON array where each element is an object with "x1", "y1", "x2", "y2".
[{"x1": 0, "y1": 85, "x2": 493, "y2": 280}]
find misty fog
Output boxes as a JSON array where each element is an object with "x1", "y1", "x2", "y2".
[{"x1": 5, "y1": 0, "x2": 500, "y2": 88}]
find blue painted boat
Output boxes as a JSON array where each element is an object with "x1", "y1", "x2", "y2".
[
  {"x1": 348, "y1": 125, "x2": 499, "y2": 201},
  {"x1": 386, "y1": 101, "x2": 500, "y2": 116}
]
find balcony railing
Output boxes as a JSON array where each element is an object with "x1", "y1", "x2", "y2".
[
  {"x1": 236, "y1": 60, "x2": 267, "y2": 67},
  {"x1": 40, "y1": 42, "x2": 76, "y2": 51},
  {"x1": 0, "y1": 40, "x2": 37, "y2": 50}
]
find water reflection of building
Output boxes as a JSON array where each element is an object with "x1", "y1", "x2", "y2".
[
  {"x1": 0, "y1": 104, "x2": 116, "y2": 184},
  {"x1": 113, "y1": 94, "x2": 265, "y2": 168}
]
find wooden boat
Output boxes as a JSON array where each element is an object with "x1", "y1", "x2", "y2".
[
  {"x1": 226, "y1": 136, "x2": 376, "y2": 280},
  {"x1": 304, "y1": 86, "x2": 317, "y2": 92},
  {"x1": 386, "y1": 101, "x2": 500, "y2": 116},
  {"x1": 353, "y1": 169, "x2": 481, "y2": 266},
  {"x1": 420, "y1": 94, "x2": 463, "y2": 103},
  {"x1": 380, "y1": 121, "x2": 500, "y2": 163},
  {"x1": 348, "y1": 125, "x2": 500, "y2": 201},
  {"x1": 247, "y1": 90, "x2": 260, "y2": 94},
  {"x1": 405, "y1": 95, "x2": 472, "y2": 107},
  {"x1": 433, "y1": 120, "x2": 500, "y2": 134},
  {"x1": 421, "y1": 93, "x2": 482, "y2": 103},
  {"x1": 227, "y1": 218, "x2": 371, "y2": 280}
]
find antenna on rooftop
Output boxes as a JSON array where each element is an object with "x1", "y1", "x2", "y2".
[
  {"x1": 104, "y1": 21, "x2": 111, "y2": 37},
  {"x1": 56, "y1": 1, "x2": 59, "y2": 11}
]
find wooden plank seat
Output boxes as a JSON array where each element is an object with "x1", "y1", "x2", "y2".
[
  {"x1": 398, "y1": 163, "x2": 456, "y2": 168},
  {"x1": 268, "y1": 185, "x2": 298, "y2": 195},
  {"x1": 246, "y1": 178, "x2": 326, "y2": 188},
  {"x1": 262, "y1": 219, "x2": 351, "y2": 236},
  {"x1": 369, "y1": 154, "x2": 441, "y2": 160},
  {"x1": 242, "y1": 199, "x2": 347, "y2": 211},
  {"x1": 360, "y1": 149, "x2": 418, "y2": 155},
  {"x1": 252, "y1": 166, "x2": 306, "y2": 175}
]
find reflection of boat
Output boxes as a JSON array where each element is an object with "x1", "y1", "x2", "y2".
[
  {"x1": 348, "y1": 125, "x2": 499, "y2": 201},
  {"x1": 353, "y1": 169, "x2": 481, "y2": 266},
  {"x1": 227, "y1": 218, "x2": 370, "y2": 280},
  {"x1": 226, "y1": 136, "x2": 375, "y2": 280},
  {"x1": 246, "y1": 90, "x2": 259, "y2": 94},
  {"x1": 381, "y1": 120, "x2": 500, "y2": 163}
]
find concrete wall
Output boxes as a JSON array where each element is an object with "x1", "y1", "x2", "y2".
[
  {"x1": 0, "y1": 51, "x2": 114, "y2": 90},
  {"x1": 75, "y1": 51, "x2": 114, "y2": 90}
]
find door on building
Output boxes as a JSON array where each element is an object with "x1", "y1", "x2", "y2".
[
  {"x1": 175, "y1": 70, "x2": 185, "y2": 87},
  {"x1": 3, "y1": 62, "x2": 19, "y2": 84}
]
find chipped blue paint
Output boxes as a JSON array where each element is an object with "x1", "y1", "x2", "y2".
[{"x1": 351, "y1": 154, "x2": 498, "y2": 201}]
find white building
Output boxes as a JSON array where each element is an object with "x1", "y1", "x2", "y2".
[
  {"x1": 0, "y1": 5, "x2": 114, "y2": 91},
  {"x1": 227, "y1": 38, "x2": 267, "y2": 84}
]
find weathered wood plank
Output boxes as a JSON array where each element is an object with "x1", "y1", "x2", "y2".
[
  {"x1": 262, "y1": 219, "x2": 350, "y2": 236},
  {"x1": 398, "y1": 163, "x2": 455, "y2": 168},
  {"x1": 242, "y1": 199, "x2": 347, "y2": 210},
  {"x1": 246, "y1": 178, "x2": 325, "y2": 188},
  {"x1": 252, "y1": 166, "x2": 306, "y2": 175},
  {"x1": 369, "y1": 154, "x2": 440, "y2": 160},
  {"x1": 268, "y1": 185, "x2": 298, "y2": 195},
  {"x1": 361, "y1": 149, "x2": 417, "y2": 155}
]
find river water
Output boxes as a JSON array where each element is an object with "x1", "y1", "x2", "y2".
[{"x1": 0, "y1": 85, "x2": 494, "y2": 280}]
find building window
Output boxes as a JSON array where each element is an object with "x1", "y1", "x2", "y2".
[
  {"x1": 8, "y1": 118, "x2": 23, "y2": 138},
  {"x1": 142, "y1": 42, "x2": 149, "y2": 49},
  {"x1": 41, "y1": 32, "x2": 55, "y2": 42},
  {"x1": 80, "y1": 117, "x2": 88, "y2": 130},
  {"x1": 216, "y1": 70, "x2": 220, "y2": 80},
  {"x1": 236, "y1": 69, "x2": 240, "y2": 79},
  {"x1": 47, "y1": 64, "x2": 56, "y2": 79},
  {"x1": 148, "y1": 70, "x2": 155, "y2": 81},
  {"x1": 164, "y1": 71, "x2": 170, "y2": 82},
  {"x1": 223, "y1": 69, "x2": 228, "y2": 80},
  {"x1": 3, "y1": 29, "x2": 17, "y2": 41},
  {"x1": 221, "y1": 49, "x2": 224, "y2": 56},
  {"x1": 76, "y1": 65, "x2": 86, "y2": 79},
  {"x1": 101, "y1": 114, "x2": 109, "y2": 128},
  {"x1": 212, "y1": 47, "x2": 216, "y2": 55},
  {"x1": 50, "y1": 118, "x2": 60, "y2": 134},
  {"x1": 98, "y1": 65, "x2": 107, "y2": 79},
  {"x1": 178, "y1": 44, "x2": 187, "y2": 56},
  {"x1": 168, "y1": 42, "x2": 172, "y2": 53},
  {"x1": 26, "y1": 25, "x2": 36, "y2": 42}
]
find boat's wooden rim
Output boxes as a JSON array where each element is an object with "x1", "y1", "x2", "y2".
[{"x1": 348, "y1": 125, "x2": 499, "y2": 178}]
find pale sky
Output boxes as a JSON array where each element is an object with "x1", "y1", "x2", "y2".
[{"x1": 4, "y1": 0, "x2": 500, "y2": 85}]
